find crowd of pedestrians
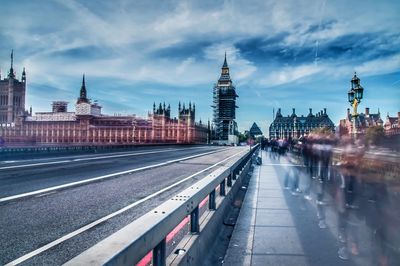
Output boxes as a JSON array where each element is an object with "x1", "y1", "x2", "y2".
[{"x1": 264, "y1": 134, "x2": 399, "y2": 266}]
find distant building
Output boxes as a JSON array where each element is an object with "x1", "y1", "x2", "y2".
[
  {"x1": 384, "y1": 112, "x2": 400, "y2": 136},
  {"x1": 338, "y1": 107, "x2": 383, "y2": 136},
  {"x1": 212, "y1": 53, "x2": 239, "y2": 144},
  {"x1": 249, "y1": 122, "x2": 263, "y2": 138},
  {"x1": 269, "y1": 108, "x2": 335, "y2": 139},
  {"x1": 0, "y1": 75, "x2": 208, "y2": 146},
  {"x1": 0, "y1": 51, "x2": 28, "y2": 124}
]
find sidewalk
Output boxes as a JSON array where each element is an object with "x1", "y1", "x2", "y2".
[{"x1": 224, "y1": 150, "x2": 355, "y2": 266}]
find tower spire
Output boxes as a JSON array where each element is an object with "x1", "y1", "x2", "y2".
[
  {"x1": 222, "y1": 51, "x2": 228, "y2": 68},
  {"x1": 11, "y1": 50, "x2": 13, "y2": 69},
  {"x1": 218, "y1": 52, "x2": 231, "y2": 86},
  {"x1": 8, "y1": 49, "x2": 15, "y2": 78},
  {"x1": 22, "y1": 67, "x2": 26, "y2": 82},
  {"x1": 77, "y1": 74, "x2": 89, "y2": 104}
]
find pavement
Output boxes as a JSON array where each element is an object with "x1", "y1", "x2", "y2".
[{"x1": 224, "y1": 150, "x2": 359, "y2": 266}]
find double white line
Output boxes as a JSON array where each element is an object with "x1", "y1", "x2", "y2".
[
  {"x1": 0, "y1": 148, "x2": 226, "y2": 203},
  {"x1": 0, "y1": 147, "x2": 208, "y2": 170}
]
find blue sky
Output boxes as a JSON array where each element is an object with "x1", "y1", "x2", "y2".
[{"x1": 0, "y1": 0, "x2": 399, "y2": 134}]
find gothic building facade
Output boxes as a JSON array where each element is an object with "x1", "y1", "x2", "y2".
[
  {"x1": 384, "y1": 112, "x2": 400, "y2": 136},
  {"x1": 212, "y1": 54, "x2": 238, "y2": 144},
  {"x1": 0, "y1": 51, "x2": 28, "y2": 124},
  {"x1": 269, "y1": 108, "x2": 335, "y2": 140},
  {"x1": 338, "y1": 107, "x2": 383, "y2": 136},
  {"x1": 0, "y1": 73, "x2": 208, "y2": 146}
]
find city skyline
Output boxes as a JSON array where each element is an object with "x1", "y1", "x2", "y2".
[{"x1": 1, "y1": 0, "x2": 399, "y2": 134}]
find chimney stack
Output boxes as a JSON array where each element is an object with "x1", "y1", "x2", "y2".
[
  {"x1": 324, "y1": 108, "x2": 327, "y2": 115},
  {"x1": 365, "y1": 107, "x2": 370, "y2": 116},
  {"x1": 347, "y1": 108, "x2": 350, "y2": 117}
]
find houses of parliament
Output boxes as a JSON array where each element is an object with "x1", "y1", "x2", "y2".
[{"x1": 0, "y1": 51, "x2": 208, "y2": 146}]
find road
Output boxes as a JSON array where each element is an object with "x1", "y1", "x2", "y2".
[{"x1": 0, "y1": 145, "x2": 248, "y2": 265}]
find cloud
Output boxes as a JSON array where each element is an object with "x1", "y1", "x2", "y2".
[
  {"x1": 260, "y1": 64, "x2": 321, "y2": 87},
  {"x1": 1, "y1": 0, "x2": 399, "y2": 133},
  {"x1": 357, "y1": 54, "x2": 400, "y2": 76}
]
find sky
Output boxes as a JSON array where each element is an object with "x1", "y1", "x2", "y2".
[{"x1": 0, "y1": 0, "x2": 399, "y2": 134}]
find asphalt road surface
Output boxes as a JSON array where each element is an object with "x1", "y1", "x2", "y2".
[{"x1": 0, "y1": 145, "x2": 248, "y2": 265}]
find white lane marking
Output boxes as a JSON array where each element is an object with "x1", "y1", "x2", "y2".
[
  {"x1": 0, "y1": 160, "x2": 72, "y2": 170},
  {"x1": 4, "y1": 149, "x2": 246, "y2": 266},
  {"x1": 0, "y1": 147, "x2": 208, "y2": 170},
  {"x1": 34, "y1": 191, "x2": 57, "y2": 198},
  {"x1": 1, "y1": 149, "x2": 174, "y2": 164},
  {"x1": 0, "y1": 148, "x2": 230, "y2": 203}
]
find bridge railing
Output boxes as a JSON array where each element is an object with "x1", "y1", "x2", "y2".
[{"x1": 65, "y1": 144, "x2": 259, "y2": 266}]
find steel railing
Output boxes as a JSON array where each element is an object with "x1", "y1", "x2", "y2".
[{"x1": 65, "y1": 144, "x2": 259, "y2": 266}]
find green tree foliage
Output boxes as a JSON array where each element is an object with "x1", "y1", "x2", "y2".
[
  {"x1": 365, "y1": 125, "x2": 384, "y2": 145},
  {"x1": 310, "y1": 127, "x2": 334, "y2": 137},
  {"x1": 238, "y1": 132, "x2": 248, "y2": 143}
]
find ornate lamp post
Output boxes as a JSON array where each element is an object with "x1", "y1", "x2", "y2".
[{"x1": 347, "y1": 72, "x2": 364, "y2": 139}]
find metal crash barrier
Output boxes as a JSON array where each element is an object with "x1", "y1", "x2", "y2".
[{"x1": 65, "y1": 144, "x2": 259, "y2": 266}]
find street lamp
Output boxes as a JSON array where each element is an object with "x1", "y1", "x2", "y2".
[{"x1": 347, "y1": 72, "x2": 364, "y2": 139}]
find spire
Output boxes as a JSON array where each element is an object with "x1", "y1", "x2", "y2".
[
  {"x1": 22, "y1": 67, "x2": 26, "y2": 82},
  {"x1": 11, "y1": 50, "x2": 14, "y2": 68},
  {"x1": 222, "y1": 51, "x2": 228, "y2": 68},
  {"x1": 153, "y1": 102, "x2": 156, "y2": 112},
  {"x1": 77, "y1": 74, "x2": 89, "y2": 104},
  {"x1": 8, "y1": 49, "x2": 15, "y2": 79},
  {"x1": 218, "y1": 52, "x2": 231, "y2": 85},
  {"x1": 178, "y1": 101, "x2": 181, "y2": 111}
]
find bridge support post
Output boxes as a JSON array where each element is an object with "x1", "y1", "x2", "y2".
[
  {"x1": 219, "y1": 179, "x2": 226, "y2": 196},
  {"x1": 190, "y1": 206, "x2": 199, "y2": 233},
  {"x1": 227, "y1": 173, "x2": 232, "y2": 187},
  {"x1": 209, "y1": 189, "x2": 216, "y2": 210},
  {"x1": 153, "y1": 238, "x2": 166, "y2": 266}
]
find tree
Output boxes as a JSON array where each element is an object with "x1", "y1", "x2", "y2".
[
  {"x1": 365, "y1": 125, "x2": 384, "y2": 146},
  {"x1": 238, "y1": 132, "x2": 248, "y2": 143}
]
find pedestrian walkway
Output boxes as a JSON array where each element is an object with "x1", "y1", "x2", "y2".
[{"x1": 224, "y1": 150, "x2": 356, "y2": 266}]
